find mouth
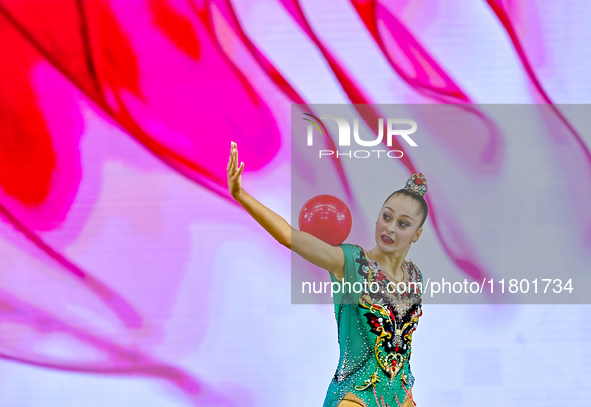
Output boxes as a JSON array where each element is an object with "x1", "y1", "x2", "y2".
[{"x1": 381, "y1": 235, "x2": 394, "y2": 245}]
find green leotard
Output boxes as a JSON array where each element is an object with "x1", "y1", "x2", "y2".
[{"x1": 323, "y1": 244, "x2": 423, "y2": 407}]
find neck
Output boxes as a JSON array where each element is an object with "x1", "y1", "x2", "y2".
[{"x1": 367, "y1": 245, "x2": 410, "y2": 280}]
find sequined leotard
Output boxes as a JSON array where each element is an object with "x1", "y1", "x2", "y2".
[{"x1": 324, "y1": 244, "x2": 423, "y2": 407}]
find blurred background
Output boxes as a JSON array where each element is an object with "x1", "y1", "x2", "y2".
[{"x1": 0, "y1": 0, "x2": 590, "y2": 406}]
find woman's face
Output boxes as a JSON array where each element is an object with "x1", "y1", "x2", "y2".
[{"x1": 375, "y1": 194, "x2": 423, "y2": 254}]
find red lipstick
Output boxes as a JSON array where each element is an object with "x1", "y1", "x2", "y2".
[{"x1": 381, "y1": 235, "x2": 394, "y2": 245}]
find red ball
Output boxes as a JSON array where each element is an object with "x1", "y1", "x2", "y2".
[{"x1": 298, "y1": 195, "x2": 352, "y2": 245}]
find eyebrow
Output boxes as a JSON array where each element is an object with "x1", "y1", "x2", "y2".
[{"x1": 384, "y1": 206, "x2": 414, "y2": 220}]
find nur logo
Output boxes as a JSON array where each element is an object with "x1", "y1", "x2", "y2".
[{"x1": 302, "y1": 114, "x2": 418, "y2": 159}]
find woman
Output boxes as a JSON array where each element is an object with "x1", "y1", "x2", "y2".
[{"x1": 227, "y1": 141, "x2": 427, "y2": 407}]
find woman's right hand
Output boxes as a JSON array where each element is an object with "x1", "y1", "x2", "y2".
[
  {"x1": 227, "y1": 141, "x2": 245, "y2": 199},
  {"x1": 224, "y1": 141, "x2": 344, "y2": 279}
]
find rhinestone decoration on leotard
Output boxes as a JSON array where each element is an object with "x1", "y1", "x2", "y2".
[
  {"x1": 324, "y1": 244, "x2": 423, "y2": 407},
  {"x1": 357, "y1": 251, "x2": 422, "y2": 381}
]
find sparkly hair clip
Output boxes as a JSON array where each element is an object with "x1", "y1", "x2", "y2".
[{"x1": 405, "y1": 173, "x2": 427, "y2": 197}]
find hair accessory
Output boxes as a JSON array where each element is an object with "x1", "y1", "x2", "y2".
[{"x1": 405, "y1": 173, "x2": 427, "y2": 197}]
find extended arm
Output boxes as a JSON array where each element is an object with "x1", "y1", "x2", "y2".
[{"x1": 227, "y1": 142, "x2": 344, "y2": 280}]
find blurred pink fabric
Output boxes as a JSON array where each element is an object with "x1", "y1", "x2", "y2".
[{"x1": 0, "y1": 0, "x2": 589, "y2": 405}]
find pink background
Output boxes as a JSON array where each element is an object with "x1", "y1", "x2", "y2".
[{"x1": 0, "y1": 0, "x2": 589, "y2": 405}]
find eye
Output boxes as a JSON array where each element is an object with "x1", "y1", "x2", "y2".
[
  {"x1": 383, "y1": 214, "x2": 391, "y2": 221},
  {"x1": 399, "y1": 221, "x2": 409, "y2": 227}
]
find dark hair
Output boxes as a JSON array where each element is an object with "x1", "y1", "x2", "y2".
[{"x1": 383, "y1": 189, "x2": 429, "y2": 228}]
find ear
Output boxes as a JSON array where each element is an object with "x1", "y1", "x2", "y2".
[{"x1": 411, "y1": 227, "x2": 423, "y2": 243}]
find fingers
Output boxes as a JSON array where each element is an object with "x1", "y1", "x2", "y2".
[
  {"x1": 227, "y1": 142, "x2": 244, "y2": 181},
  {"x1": 236, "y1": 161, "x2": 245, "y2": 178},
  {"x1": 230, "y1": 160, "x2": 244, "y2": 181},
  {"x1": 227, "y1": 141, "x2": 236, "y2": 175},
  {"x1": 232, "y1": 143, "x2": 238, "y2": 177},
  {"x1": 227, "y1": 141, "x2": 234, "y2": 172}
]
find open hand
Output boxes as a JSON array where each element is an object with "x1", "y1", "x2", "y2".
[{"x1": 227, "y1": 141, "x2": 245, "y2": 199}]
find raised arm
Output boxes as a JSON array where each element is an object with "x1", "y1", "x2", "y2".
[{"x1": 227, "y1": 142, "x2": 344, "y2": 280}]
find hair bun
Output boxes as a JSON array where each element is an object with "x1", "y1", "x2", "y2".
[{"x1": 405, "y1": 173, "x2": 427, "y2": 197}]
